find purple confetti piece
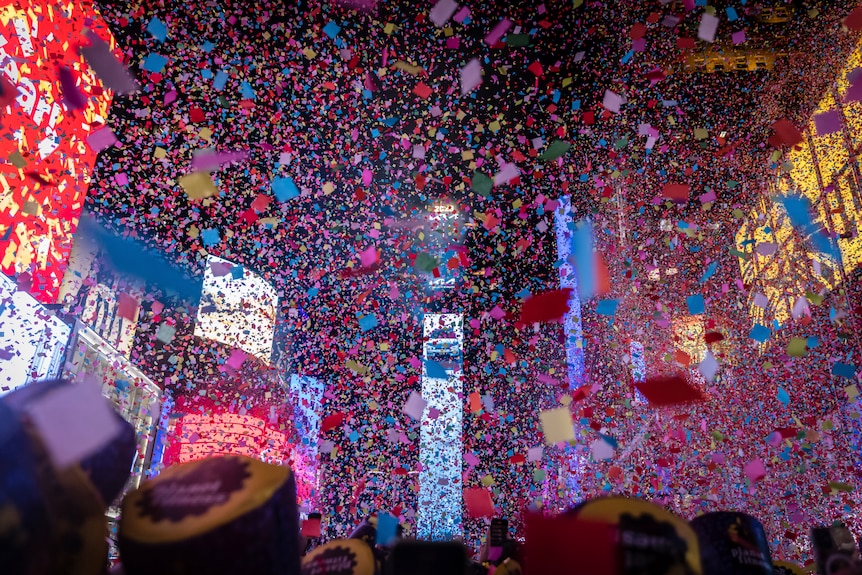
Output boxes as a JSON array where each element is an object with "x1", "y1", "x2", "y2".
[
  {"x1": 79, "y1": 30, "x2": 139, "y2": 96},
  {"x1": 190, "y1": 150, "x2": 250, "y2": 171},
  {"x1": 58, "y1": 66, "x2": 87, "y2": 110}
]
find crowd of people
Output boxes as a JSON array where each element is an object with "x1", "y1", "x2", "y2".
[{"x1": 3, "y1": 379, "x2": 860, "y2": 574}]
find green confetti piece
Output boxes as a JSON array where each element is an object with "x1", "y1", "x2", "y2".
[
  {"x1": 472, "y1": 171, "x2": 493, "y2": 196},
  {"x1": 805, "y1": 291, "x2": 824, "y2": 305},
  {"x1": 540, "y1": 140, "x2": 572, "y2": 161},
  {"x1": 505, "y1": 34, "x2": 530, "y2": 47},
  {"x1": 414, "y1": 252, "x2": 438, "y2": 272},
  {"x1": 729, "y1": 247, "x2": 748, "y2": 260},
  {"x1": 828, "y1": 481, "x2": 854, "y2": 492},
  {"x1": 787, "y1": 337, "x2": 808, "y2": 357}
]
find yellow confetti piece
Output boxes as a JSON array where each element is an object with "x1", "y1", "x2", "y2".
[{"x1": 392, "y1": 60, "x2": 423, "y2": 75}]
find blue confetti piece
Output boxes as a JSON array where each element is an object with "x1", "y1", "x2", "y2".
[
  {"x1": 749, "y1": 324, "x2": 771, "y2": 343},
  {"x1": 686, "y1": 294, "x2": 705, "y2": 315},
  {"x1": 777, "y1": 387, "x2": 790, "y2": 405},
  {"x1": 599, "y1": 434, "x2": 618, "y2": 449},
  {"x1": 323, "y1": 21, "x2": 341, "y2": 39},
  {"x1": 358, "y1": 314, "x2": 378, "y2": 332},
  {"x1": 780, "y1": 195, "x2": 812, "y2": 229},
  {"x1": 272, "y1": 176, "x2": 299, "y2": 202},
  {"x1": 376, "y1": 513, "x2": 399, "y2": 546},
  {"x1": 147, "y1": 17, "x2": 167, "y2": 41},
  {"x1": 201, "y1": 41, "x2": 215, "y2": 52},
  {"x1": 230, "y1": 266, "x2": 244, "y2": 280},
  {"x1": 832, "y1": 362, "x2": 857, "y2": 379},
  {"x1": 572, "y1": 219, "x2": 596, "y2": 300},
  {"x1": 699, "y1": 261, "x2": 719, "y2": 283},
  {"x1": 201, "y1": 228, "x2": 220, "y2": 247},
  {"x1": 240, "y1": 81, "x2": 256, "y2": 100},
  {"x1": 424, "y1": 359, "x2": 448, "y2": 379},
  {"x1": 142, "y1": 53, "x2": 168, "y2": 73},
  {"x1": 726, "y1": 7, "x2": 738, "y2": 21},
  {"x1": 213, "y1": 70, "x2": 228, "y2": 91},
  {"x1": 75, "y1": 216, "x2": 200, "y2": 299},
  {"x1": 595, "y1": 299, "x2": 619, "y2": 316}
]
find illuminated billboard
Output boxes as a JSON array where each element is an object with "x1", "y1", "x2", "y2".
[
  {"x1": 0, "y1": 1, "x2": 119, "y2": 303},
  {"x1": 170, "y1": 411, "x2": 288, "y2": 465},
  {"x1": 0, "y1": 272, "x2": 70, "y2": 395},
  {"x1": 194, "y1": 256, "x2": 278, "y2": 363},
  {"x1": 164, "y1": 397, "x2": 314, "y2": 505}
]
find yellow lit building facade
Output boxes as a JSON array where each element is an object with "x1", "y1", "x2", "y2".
[{"x1": 735, "y1": 38, "x2": 862, "y2": 326}]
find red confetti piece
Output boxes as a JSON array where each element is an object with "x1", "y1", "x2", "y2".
[
  {"x1": 320, "y1": 412, "x2": 346, "y2": 432},
  {"x1": 525, "y1": 514, "x2": 618, "y2": 575},
  {"x1": 413, "y1": 82, "x2": 432, "y2": 99},
  {"x1": 662, "y1": 183, "x2": 690, "y2": 201},
  {"x1": 704, "y1": 331, "x2": 725, "y2": 344},
  {"x1": 518, "y1": 288, "x2": 572, "y2": 324},
  {"x1": 771, "y1": 119, "x2": 804, "y2": 147},
  {"x1": 463, "y1": 487, "x2": 495, "y2": 518},
  {"x1": 845, "y1": 7, "x2": 862, "y2": 30},
  {"x1": 634, "y1": 375, "x2": 705, "y2": 407},
  {"x1": 301, "y1": 517, "x2": 322, "y2": 538}
]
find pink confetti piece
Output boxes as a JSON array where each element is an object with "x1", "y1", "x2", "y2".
[
  {"x1": 359, "y1": 245, "x2": 378, "y2": 267},
  {"x1": 485, "y1": 18, "x2": 512, "y2": 46},
  {"x1": 460, "y1": 58, "x2": 482, "y2": 95},
  {"x1": 602, "y1": 89, "x2": 623, "y2": 113},
  {"x1": 429, "y1": 0, "x2": 459, "y2": 27},
  {"x1": 698, "y1": 13, "x2": 719, "y2": 42},
  {"x1": 86, "y1": 126, "x2": 118, "y2": 152},
  {"x1": 190, "y1": 149, "x2": 249, "y2": 171},
  {"x1": 26, "y1": 382, "x2": 123, "y2": 469},
  {"x1": 744, "y1": 458, "x2": 767, "y2": 482},
  {"x1": 402, "y1": 391, "x2": 427, "y2": 421}
]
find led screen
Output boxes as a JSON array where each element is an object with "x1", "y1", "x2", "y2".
[
  {"x1": 0, "y1": 1, "x2": 118, "y2": 303},
  {"x1": 0, "y1": 273, "x2": 69, "y2": 395},
  {"x1": 194, "y1": 256, "x2": 278, "y2": 363}
]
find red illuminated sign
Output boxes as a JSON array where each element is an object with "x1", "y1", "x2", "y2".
[
  {"x1": 164, "y1": 395, "x2": 319, "y2": 504},
  {"x1": 0, "y1": 2, "x2": 118, "y2": 303}
]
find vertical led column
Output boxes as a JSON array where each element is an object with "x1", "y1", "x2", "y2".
[
  {"x1": 630, "y1": 341, "x2": 646, "y2": 404},
  {"x1": 553, "y1": 196, "x2": 585, "y2": 500},
  {"x1": 417, "y1": 313, "x2": 464, "y2": 540},
  {"x1": 553, "y1": 196, "x2": 586, "y2": 389},
  {"x1": 290, "y1": 374, "x2": 324, "y2": 508}
]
